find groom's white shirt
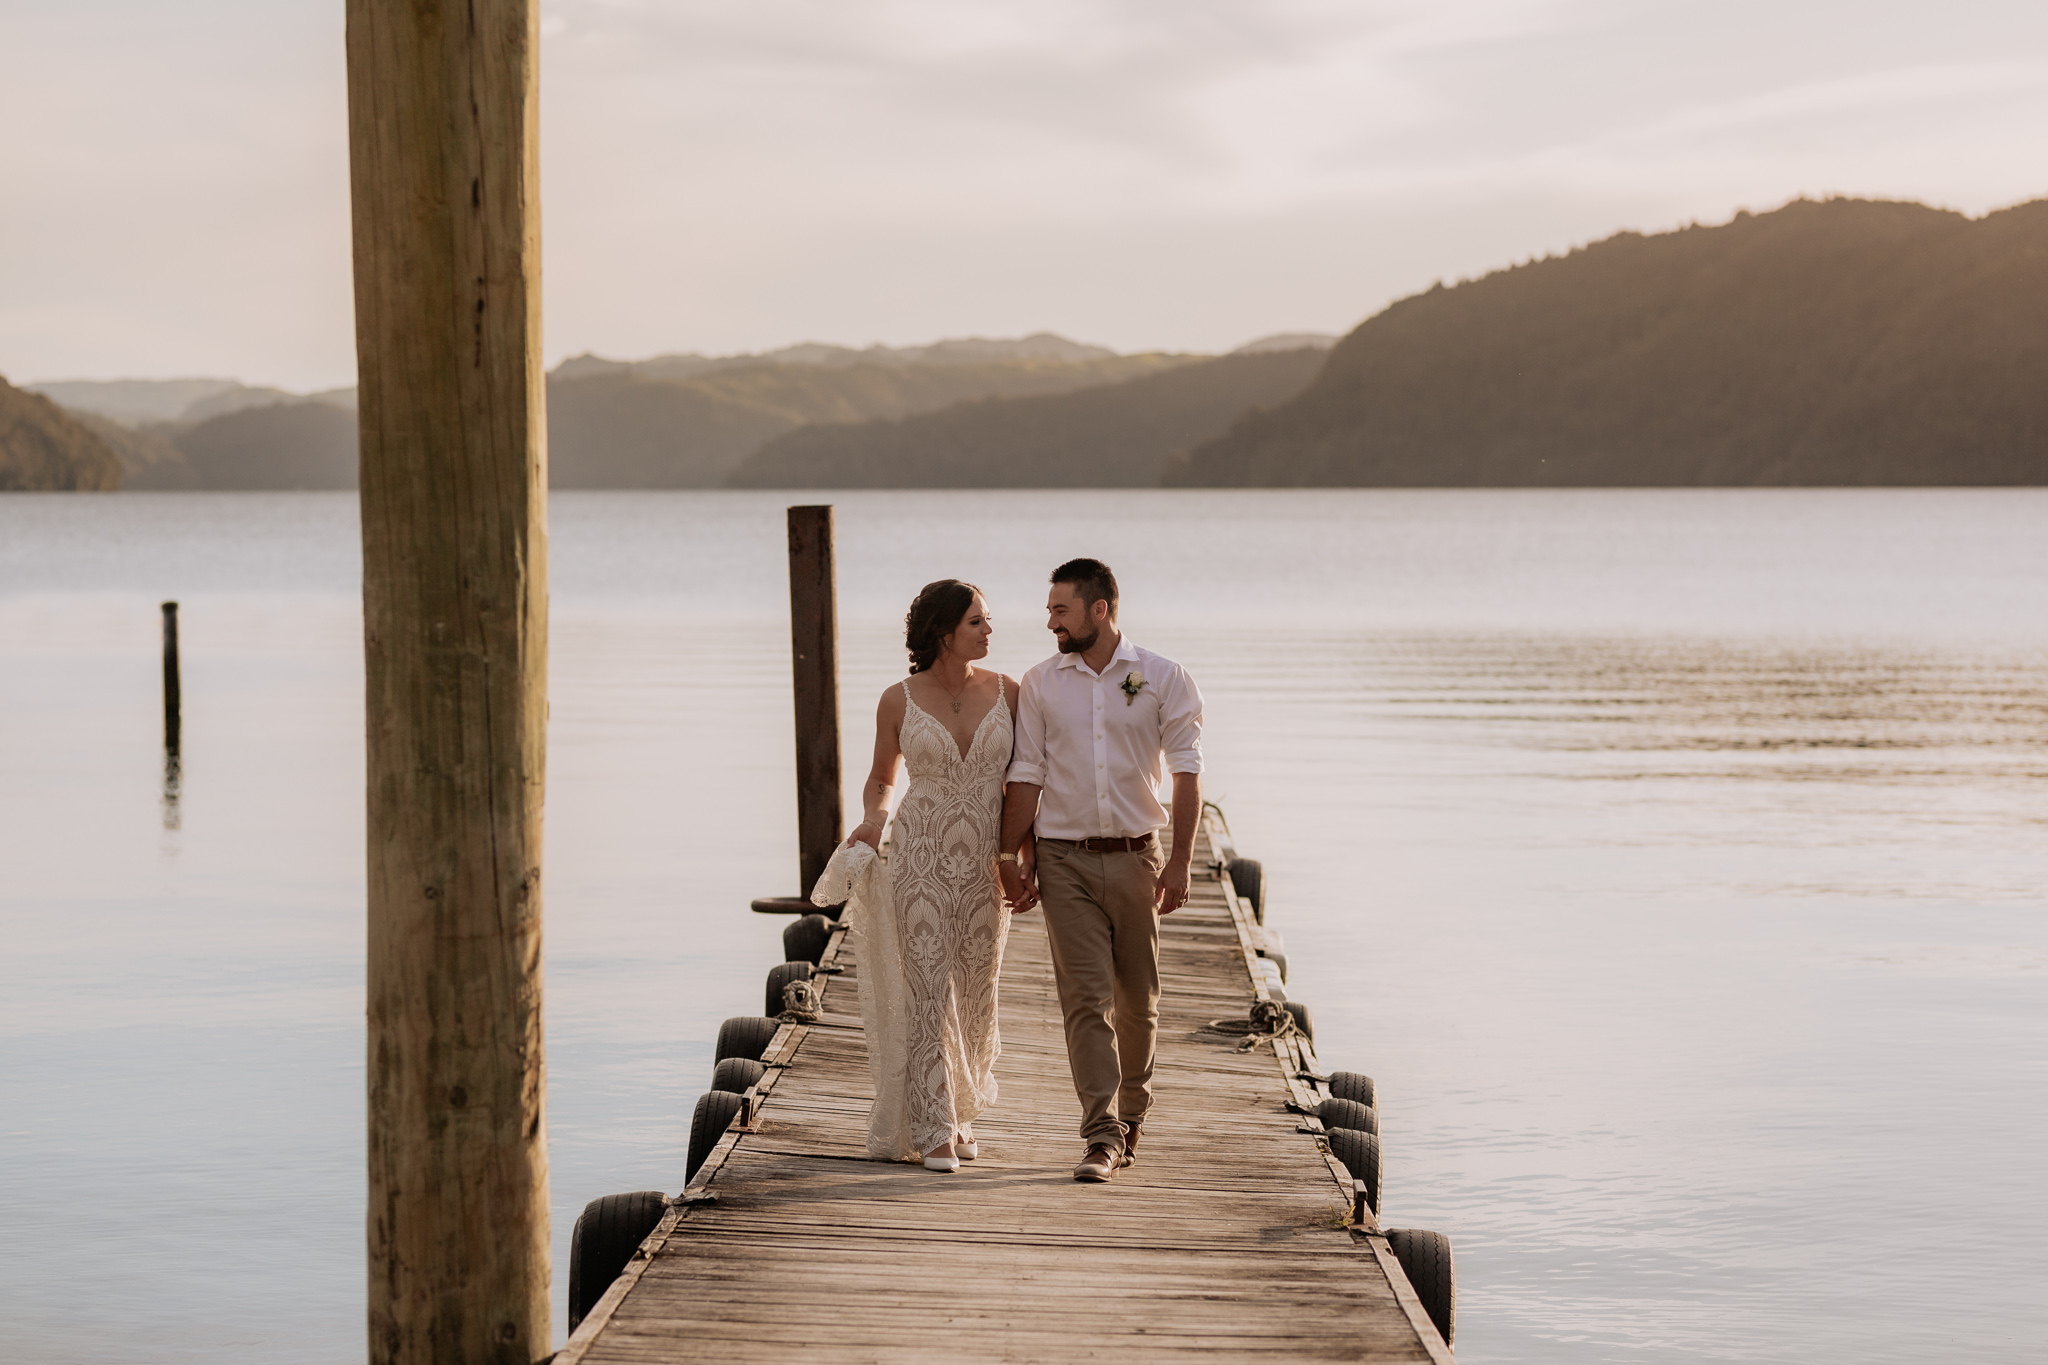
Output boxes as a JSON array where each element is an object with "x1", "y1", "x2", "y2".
[{"x1": 1007, "y1": 635, "x2": 1204, "y2": 840}]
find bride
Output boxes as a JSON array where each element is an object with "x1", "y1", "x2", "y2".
[{"x1": 832, "y1": 579, "x2": 1022, "y2": 1172}]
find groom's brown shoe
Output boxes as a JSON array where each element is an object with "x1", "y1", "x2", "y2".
[
  {"x1": 1073, "y1": 1143, "x2": 1119, "y2": 1182},
  {"x1": 1120, "y1": 1122, "x2": 1142, "y2": 1168}
]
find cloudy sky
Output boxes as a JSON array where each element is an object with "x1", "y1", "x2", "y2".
[{"x1": 3, "y1": 0, "x2": 2044, "y2": 390}]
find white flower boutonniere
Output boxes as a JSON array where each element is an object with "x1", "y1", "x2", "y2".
[{"x1": 1120, "y1": 670, "x2": 1147, "y2": 706}]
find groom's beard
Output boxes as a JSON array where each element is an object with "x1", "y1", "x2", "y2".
[{"x1": 1055, "y1": 626, "x2": 1098, "y2": 655}]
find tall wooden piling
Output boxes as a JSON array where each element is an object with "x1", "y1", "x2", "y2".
[
  {"x1": 786, "y1": 506, "x2": 843, "y2": 895},
  {"x1": 346, "y1": 1, "x2": 550, "y2": 1360}
]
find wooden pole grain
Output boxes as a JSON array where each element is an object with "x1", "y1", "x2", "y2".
[
  {"x1": 786, "y1": 506, "x2": 843, "y2": 895},
  {"x1": 346, "y1": 2, "x2": 550, "y2": 1360}
]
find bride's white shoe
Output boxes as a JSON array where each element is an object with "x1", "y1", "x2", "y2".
[
  {"x1": 923, "y1": 1143, "x2": 960, "y2": 1172},
  {"x1": 954, "y1": 1127, "x2": 977, "y2": 1161}
]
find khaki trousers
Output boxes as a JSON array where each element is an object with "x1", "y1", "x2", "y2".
[{"x1": 1036, "y1": 837, "x2": 1165, "y2": 1154}]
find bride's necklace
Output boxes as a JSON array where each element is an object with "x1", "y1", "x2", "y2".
[{"x1": 936, "y1": 668, "x2": 971, "y2": 714}]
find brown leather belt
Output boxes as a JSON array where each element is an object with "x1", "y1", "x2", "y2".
[{"x1": 1048, "y1": 833, "x2": 1157, "y2": 854}]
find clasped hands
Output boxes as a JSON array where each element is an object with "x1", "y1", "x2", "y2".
[{"x1": 999, "y1": 856, "x2": 1039, "y2": 914}]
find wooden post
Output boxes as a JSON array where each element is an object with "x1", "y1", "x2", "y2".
[
  {"x1": 786, "y1": 506, "x2": 843, "y2": 895},
  {"x1": 160, "y1": 601, "x2": 181, "y2": 754},
  {"x1": 346, "y1": 2, "x2": 550, "y2": 1361},
  {"x1": 160, "y1": 601, "x2": 182, "y2": 829}
]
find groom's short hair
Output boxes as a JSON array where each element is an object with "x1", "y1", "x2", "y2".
[{"x1": 1051, "y1": 558, "x2": 1118, "y2": 621}]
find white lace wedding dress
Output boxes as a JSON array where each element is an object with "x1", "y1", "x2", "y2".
[{"x1": 813, "y1": 678, "x2": 1013, "y2": 1161}]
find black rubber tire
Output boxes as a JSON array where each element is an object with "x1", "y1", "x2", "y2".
[
  {"x1": 687, "y1": 1090, "x2": 746, "y2": 1181},
  {"x1": 1317, "y1": 1097, "x2": 1378, "y2": 1135},
  {"x1": 782, "y1": 913, "x2": 832, "y2": 965},
  {"x1": 1385, "y1": 1228, "x2": 1455, "y2": 1346},
  {"x1": 710, "y1": 1057, "x2": 767, "y2": 1094},
  {"x1": 1328, "y1": 1127, "x2": 1381, "y2": 1214},
  {"x1": 713, "y1": 1015, "x2": 779, "y2": 1064},
  {"x1": 1227, "y1": 857, "x2": 1265, "y2": 923},
  {"x1": 566, "y1": 1190, "x2": 667, "y2": 1332},
  {"x1": 1283, "y1": 999, "x2": 1313, "y2": 1042},
  {"x1": 765, "y1": 960, "x2": 815, "y2": 1017},
  {"x1": 1329, "y1": 1070, "x2": 1376, "y2": 1109}
]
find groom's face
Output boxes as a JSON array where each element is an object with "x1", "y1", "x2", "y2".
[{"x1": 1046, "y1": 582, "x2": 1108, "y2": 654}]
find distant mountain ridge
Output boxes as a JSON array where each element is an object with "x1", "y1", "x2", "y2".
[
  {"x1": 26, "y1": 334, "x2": 1185, "y2": 489},
  {"x1": 29, "y1": 378, "x2": 352, "y2": 427},
  {"x1": 1170, "y1": 197, "x2": 2048, "y2": 487},
  {"x1": 549, "y1": 350, "x2": 1193, "y2": 488},
  {"x1": 731, "y1": 348, "x2": 1329, "y2": 488},
  {"x1": 552, "y1": 332, "x2": 1118, "y2": 382}
]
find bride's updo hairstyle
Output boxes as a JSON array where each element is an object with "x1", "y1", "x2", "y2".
[{"x1": 904, "y1": 579, "x2": 981, "y2": 673}]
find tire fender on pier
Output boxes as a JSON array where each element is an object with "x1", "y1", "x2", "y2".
[
  {"x1": 1317, "y1": 1097, "x2": 1377, "y2": 1135},
  {"x1": 711, "y1": 1057, "x2": 767, "y2": 1093},
  {"x1": 1384, "y1": 1228, "x2": 1455, "y2": 1347},
  {"x1": 567, "y1": 1191, "x2": 668, "y2": 1332},
  {"x1": 1328, "y1": 1127, "x2": 1381, "y2": 1214},
  {"x1": 688, "y1": 1091, "x2": 746, "y2": 1180},
  {"x1": 782, "y1": 913, "x2": 833, "y2": 965},
  {"x1": 1226, "y1": 857, "x2": 1265, "y2": 923},
  {"x1": 1329, "y1": 1070, "x2": 1376, "y2": 1109},
  {"x1": 714, "y1": 1016, "x2": 780, "y2": 1064}
]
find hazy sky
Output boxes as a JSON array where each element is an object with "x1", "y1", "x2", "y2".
[{"x1": 4, "y1": 0, "x2": 2044, "y2": 390}]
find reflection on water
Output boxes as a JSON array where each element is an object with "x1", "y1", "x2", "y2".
[
  {"x1": 2, "y1": 490, "x2": 2045, "y2": 1365},
  {"x1": 1366, "y1": 635, "x2": 2048, "y2": 755}
]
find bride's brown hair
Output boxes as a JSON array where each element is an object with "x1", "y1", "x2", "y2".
[{"x1": 904, "y1": 579, "x2": 982, "y2": 673}]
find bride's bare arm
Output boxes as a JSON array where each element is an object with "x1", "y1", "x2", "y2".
[{"x1": 848, "y1": 685, "x2": 907, "y2": 849}]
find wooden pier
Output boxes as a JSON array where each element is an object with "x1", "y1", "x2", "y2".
[{"x1": 559, "y1": 811, "x2": 1456, "y2": 1363}]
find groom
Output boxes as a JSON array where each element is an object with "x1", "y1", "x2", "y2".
[{"x1": 998, "y1": 558, "x2": 1204, "y2": 1182}]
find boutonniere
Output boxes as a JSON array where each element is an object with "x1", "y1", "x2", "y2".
[{"x1": 1119, "y1": 671, "x2": 1147, "y2": 706}]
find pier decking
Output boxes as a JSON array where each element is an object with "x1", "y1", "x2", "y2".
[{"x1": 560, "y1": 814, "x2": 1454, "y2": 1363}]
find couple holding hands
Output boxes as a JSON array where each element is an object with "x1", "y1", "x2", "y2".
[{"x1": 814, "y1": 558, "x2": 1203, "y2": 1181}]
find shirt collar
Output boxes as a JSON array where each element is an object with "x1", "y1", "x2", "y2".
[{"x1": 1054, "y1": 633, "x2": 1141, "y2": 677}]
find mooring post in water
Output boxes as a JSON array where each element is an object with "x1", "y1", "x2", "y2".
[
  {"x1": 787, "y1": 505, "x2": 844, "y2": 896},
  {"x1": 346, "y1": 1, "x2": 550, "y2": 1360},
  {"x1": 160, "y1": 601, "x2": 182, "y2": 828},
  {"x1": 160, "y1": 601, "x2": 181, "y2": 753}
]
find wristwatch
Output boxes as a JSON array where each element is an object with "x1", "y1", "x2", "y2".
[{"x1": 997, "y1": 852, "x2": 1020, "y2": 865}]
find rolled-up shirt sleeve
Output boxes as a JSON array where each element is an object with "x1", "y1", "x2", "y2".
[
  {"x1": 1159, "y1": 663, "x2": 1204, "y2": 775},
  {"x1": 1007, "y1": 667, "x2": 1048, "y2": 786}
]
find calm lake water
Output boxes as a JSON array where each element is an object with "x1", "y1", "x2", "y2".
[{"x1": 3, "y1": 489, "x2": 2045, "y2": 1363}]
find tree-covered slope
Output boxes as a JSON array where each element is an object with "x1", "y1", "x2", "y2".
[
  {"x1": 548, "y1": 353, "x2": 1191, "y2": 488},
  {"x1": 1169, "y1": 198, "x2": 2048, "y2": 487},
  {"x1": 0, "y1": 375, "x2": 124, "y2": 490},
  {"x1": 731, "y1": 349, "x2": 1327, "y2": 488}
]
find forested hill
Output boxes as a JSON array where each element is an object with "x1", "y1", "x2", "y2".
[
  {"x1": 548, "y1": 352, "x2": 1183, "y2": 488},
  {"x1": 730, "y1": 348, "x2": 1328, "y2": 488},
  {"x1": 1168, "y1": 197, "x2": 2048, "y2": 487},
  {"x1": 0, "y1": 375, "x2": 123, "y2": 490}
]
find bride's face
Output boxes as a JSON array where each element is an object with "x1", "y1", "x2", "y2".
[{"x1": 942, "y1": 593, "x2": 993, "y2": 663}]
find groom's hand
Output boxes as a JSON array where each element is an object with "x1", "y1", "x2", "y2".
[
  {"x1": 1000, "y1": 860, "x2": 1038, "y2": 914},
  {"x1": 1155, "y1": 857, "x2": 1191, "y2": 915}
]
